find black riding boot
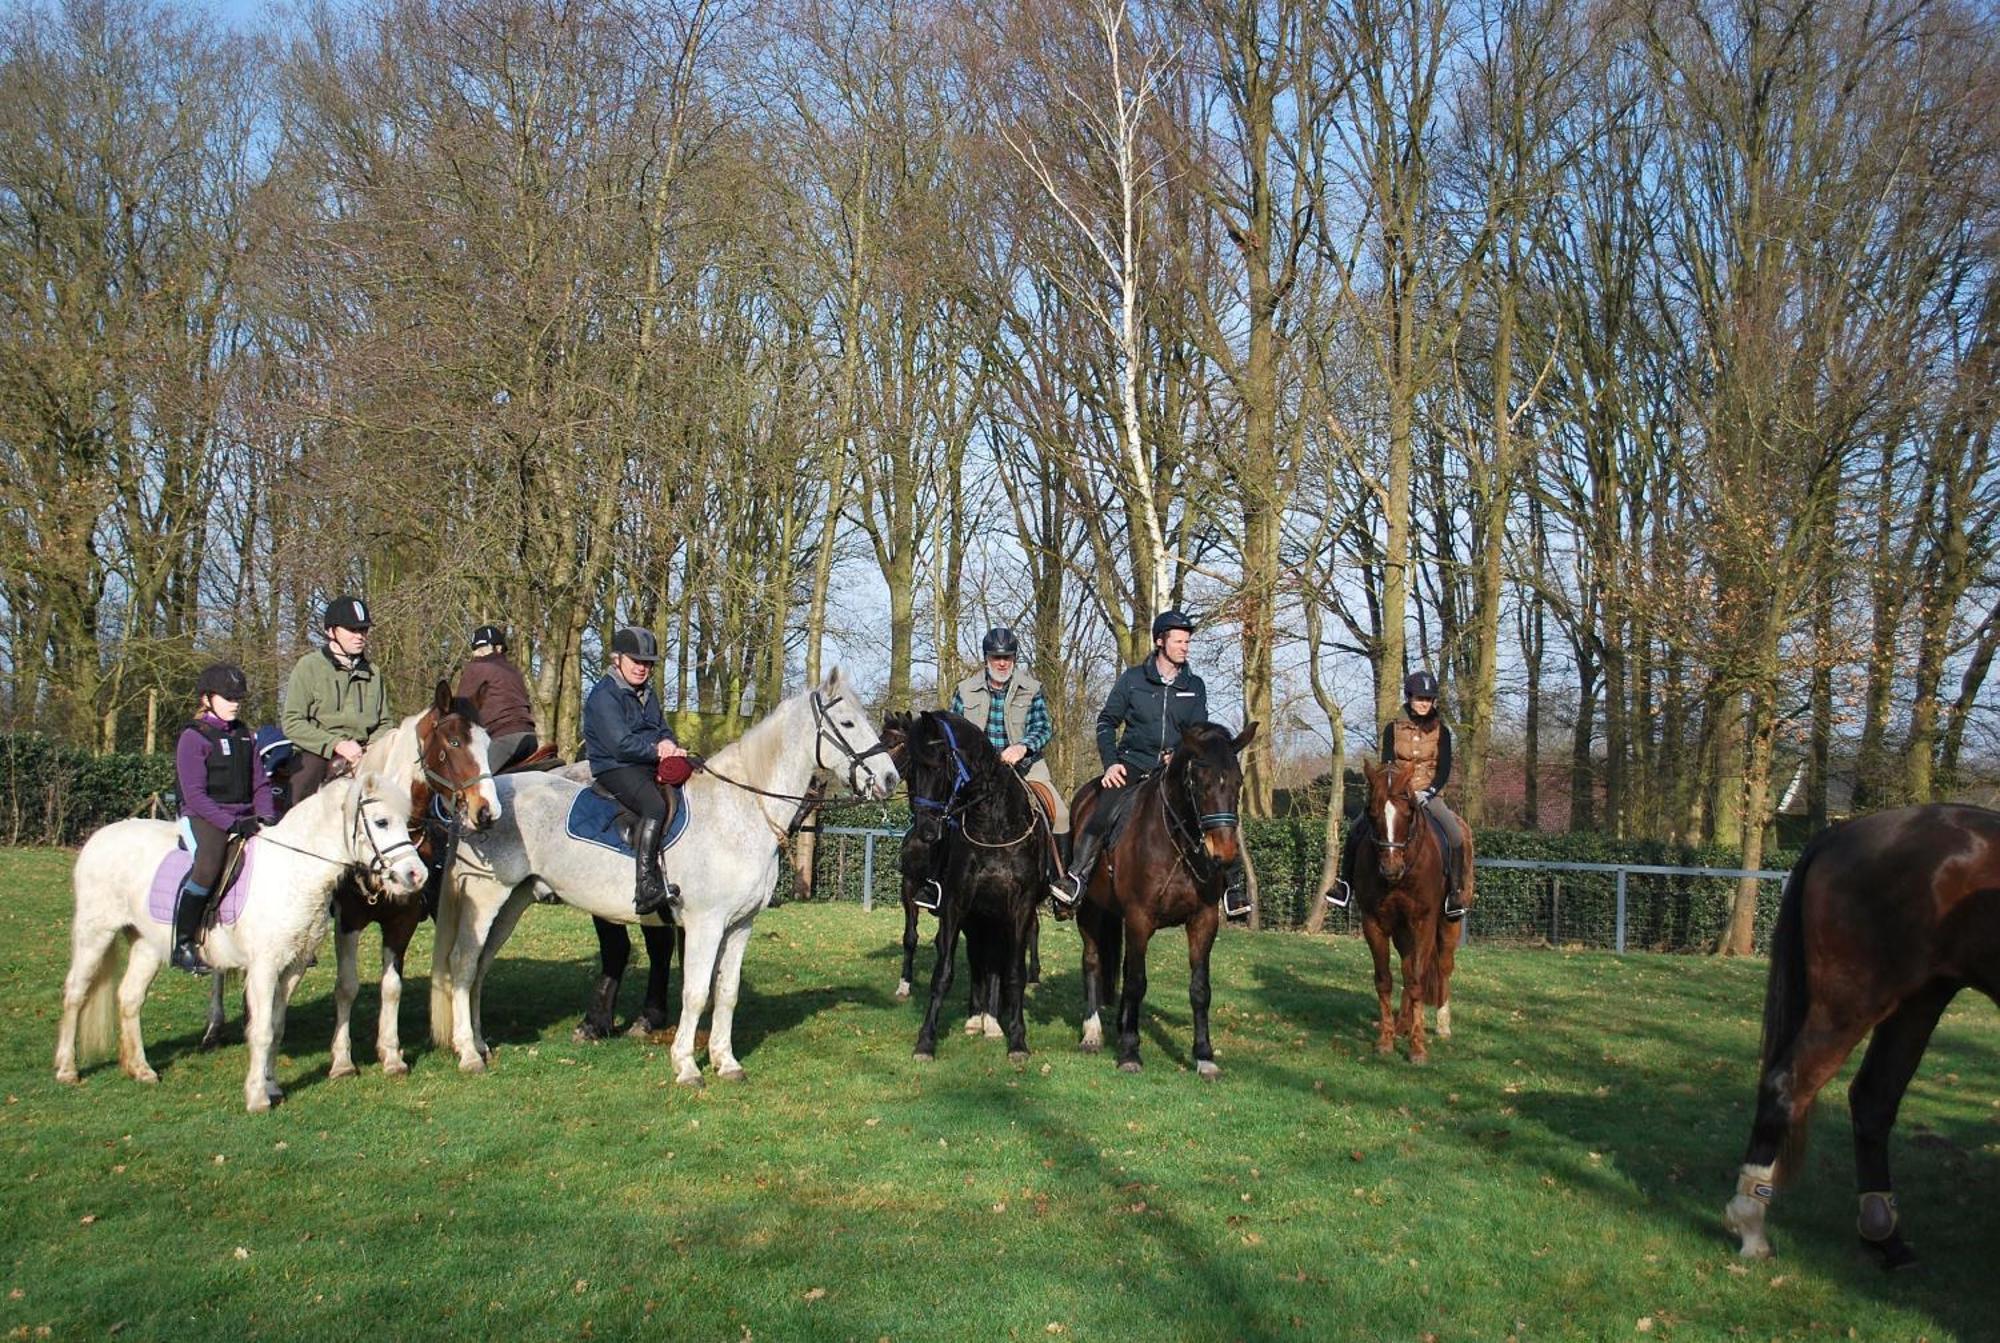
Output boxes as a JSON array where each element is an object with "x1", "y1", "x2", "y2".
[
  {"x1": 1326, "y1": 819, "x2": 1362, "y2": 909},
  {"x1": 170, "y1": 880, "x2": 214, "y2": 975},
  {"x1": 1221, "y1": 860, "x2": 1251, "y2": 921},
  {"x1": 1442, "y1": 844, "x2": 1467, "y2": 921},
  {"x1": 631, "y1": 817, "x2": 680, "y2": 917},
  {"x1": 1050, "y1": 828, "x2": 1104, "y2": 917}
]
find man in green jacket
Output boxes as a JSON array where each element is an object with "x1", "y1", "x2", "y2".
[{"x1": 282, "y1": 595, "x2": 393, "y2": 803}]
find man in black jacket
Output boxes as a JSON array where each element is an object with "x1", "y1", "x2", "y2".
[
  {"x1": 583, "y1": 627, "x2": 688, "y2": 916},
  {"x1": 1052, "y1": 610, "x2": 1249, "y2": 920}
]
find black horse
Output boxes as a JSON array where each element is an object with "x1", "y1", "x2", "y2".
[
  {"x1": 1724, "y1": 803, "x2": 2000, "y2": 1268},
  {"x1": 902, "y1": 710, "x2": 1051, "y2": 1062}
]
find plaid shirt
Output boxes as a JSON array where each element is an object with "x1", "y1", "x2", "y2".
[{"x1": 951, "y1": 679, "x2": 1053, "y2": 761}]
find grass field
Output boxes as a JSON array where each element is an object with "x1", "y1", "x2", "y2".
[{"x1": 2, "y1": 845, "x2": 1995, "y2": 1342}]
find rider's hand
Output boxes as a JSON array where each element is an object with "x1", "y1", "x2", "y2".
[
  {"x1": 1000, "y1": 744, "x2": 1028, "y2": 767},
  {"x1": 228, "y1": 817, "x2": 263, "y2": 839},
  {"x1": 332, "y1": 739, "x2": 363, "y2": 764},
  {"x1": 657, "y1": 739, "x2": 688, "y2": 760},
  {"x1": 1101, "y1": 762, "x2": 1128, "y2": 788}
]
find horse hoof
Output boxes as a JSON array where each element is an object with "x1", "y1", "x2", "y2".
[
  {"x1": 198, "y1": 1033, "x2": 222, "y2": 1052},
  {"x1": 984, "y1": 1019, "x2": 1004, "y2": 1040},
  {"x1": 964, "y1": 1017, "x2": 983, "y2": 1036},
  {"x1": 1375, "y1": 1041, "x2": 1395, "y2": 1057},
  {"x1": 913, "y1": 1050, "x2": 934, "y2": 1063},
  {"x1": 676, "y1": 1072, "x2": 705, "y2": 1089},
  {"x1": 572, "y1": 1023, "x2": 608, "y2": 1044},
  {"x1": 380, "y1": 1058, "x2": 409, "y2": 1078},
  {"x1": 328, "y1": 1060, "x2": 359, "y2": 1080},
  {"x1": 1409, "y1": 1053, "x2": 1430, "y2": 1068},
  {"x1": 1863, "y1": 1234, "x2": 1921, "y2": 1272},
  {"x1": 54, "y1": 1068, "x2": 78, "y2": 1086},
  {"x1": 1007, "y1": 1050, "x2": 1030, "y2": 1064},
  {"x1": 1195, "y1": 1060, "x2": 1221, "y2": 1080},
  {"x1": 245, "y1": 1093, "x2": 271, "y2": 1114},
  {"x1": 1118, "y1": 1059, "x2": 1143, "y2": 1074},
  {"x1": 130, "y1": 1066, "x2": 158, "y2": 1085},
  {"x1": 717, "y1": 1066, "x2": 747, "y2": 1082},
  {"x1": 458, "y1": 1054, "x2": 488, "y2": 1075},
  {"x1": 895, "y1": 980, "x2": 911, "y2": 1000}
]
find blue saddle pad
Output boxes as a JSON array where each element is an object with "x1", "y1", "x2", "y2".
[{"x1": 565, "y1": 786, "x2": 691, "y2": 857}]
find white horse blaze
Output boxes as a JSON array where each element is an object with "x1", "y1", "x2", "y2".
[{"x1": 1383, "y1": 800, "x2": 1399, "y2": 848}]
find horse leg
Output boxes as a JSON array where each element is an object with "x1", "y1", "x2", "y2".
[
  {"x1": 897, "y1": 882, "x2": 920, "y2": 1000},
  {"x1": 445, "y1": 889, "x2": 508, "y2": 1072},
  {"x1": 196, "y1": 971, "x2": 228, "y2": 1049},
  {"x1": 1187, "y1": 906, "x2": 1221, "y2": 1080},
  {"x1": 1027, "y1": 912, "x2": 1041, "y2": 988},
  {"x1": 577, "y1": 917, "x2": 632, "y2": 1043},
  {"x1": 1434, "y1": 917, "x2": 1463, "y2": 1040},
  {"x1": 1002, "y1": 904, "x2": 1032, "y2": 1062},
  {"x1": 328, "y1": 928, "x2": 363, "y2": 1078},
  {"x1": 54, "y1": 925, "x2": 121, "y2": 1084},
  {"x1": 1726, "y1": 1006, "x2": 1879, "y2": 1259},
  {"x1": 1361, "y1": 914, "x2": 1396, "y2": 1056},
  {"x1": 1846, "y1": 983, "x2": 1957, "y2": 1270},
  {"x1": 116, "y1": 938, "x2": 165, "y2": 1084},
  {"x1": 268, "y1": 958, "x2": 310, "y2": 1105},
  {"x1": 241, "y1": 960, "x2": 280, "y2": 1112},
  {"x1": 467, "y1": 888, "x2": 534, "y2": 1063},
  {"x1": 1115, "y1": 915, "x2": 1154, "y2": 1073},
  {"x1": 915, "y1": 900, "x2": 964, "y2": 1061},
  {"x1": 1078, "y1": 903, "x2": 1120, "y2": 1054},
  {"x1": 376, "y1": 912, "x2": 419, "y2": 1075},
  {"x1": 670, "y1": 916, "x2": 726, "y2": 1087},
  {"x1": 1399, "y1": 922, "x2": 1432, "y2": 1065},
  {"x1": 630, "y1": 922, "x2": 677, "y2": 1036},
  {"x1": 704, "y1": 920, "x2": 755, "y2": 1081},
  {"x1": 963, "y1": 922, "x2": 986, "y2": 1035}
]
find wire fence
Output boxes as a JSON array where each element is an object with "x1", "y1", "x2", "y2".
[{"x1": 793, "y1": 826, "x2": 1792, "y2": 956}]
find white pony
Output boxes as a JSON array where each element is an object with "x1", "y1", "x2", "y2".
[
  {"x1": 55, "y1": 771, "x2": 429, "y2": 1112},
  {"x1": 431, "y1": 669, "x2": 898, "y2": 1086}
]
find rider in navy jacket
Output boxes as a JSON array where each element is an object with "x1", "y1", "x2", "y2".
[{"x1": 583, "y1": 626, "x2": 686, "y2": 917}]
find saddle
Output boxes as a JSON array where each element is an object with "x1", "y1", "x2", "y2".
[{"x1": 1022, "y1": 777, "x2": 1060, "y2": 828}]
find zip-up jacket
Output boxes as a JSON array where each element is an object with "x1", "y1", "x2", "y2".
[
  {"x1": 282, "y1": 647, "x2": 392, "y2": 759},
  {"x1": 1382, "y1": 712, "x2": 1452, "y2": 794},
  {"x1": 457, "y1": 653, "x2": 536, "y2": 739},
  {"x1": 1096, "y1": 659, "x2": 1209, "y2": 773},
  {"x1": 583, "y1": 672, "x2": 677, "y2": 775}
]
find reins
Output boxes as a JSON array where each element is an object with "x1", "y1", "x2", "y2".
[{"x1": 910, "y1": 715, "x2": 1043, "y2": 850}]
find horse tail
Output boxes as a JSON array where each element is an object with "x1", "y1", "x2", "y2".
[
  {"x1": 429, "y1": 877, "x2": 462, "y2": 1048},
  {"x1": 1761, "y1": 831, "x2": 1823, "y2": 1181},
  {"x1": 77, "y1": 932, "x2": 128, "y2": 1063}
]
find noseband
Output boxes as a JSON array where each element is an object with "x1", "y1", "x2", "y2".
[{"x1": 355, "y1": 791, "x2": 424, "y2": 880}]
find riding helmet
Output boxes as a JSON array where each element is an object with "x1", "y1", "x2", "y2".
[
  {"x1": 1404, "y1": 669, "x2": 1440, "y2": 701},
  {"x1": 611, "y1": 626, "x2": 660, "y2": 662},
  {"x1": 195, "y1": 662, "x2": 249, "y2": 701},
  {"x1": 981, "y1": 626, "x2": 1020, "y2": 659},
  {"x1": 471, "y1": 623, "x2": 506, "y2": 651},
  {"x1": 1151, "y1": 609, "x2": 1196, "y2": 640},
  {"x1": 323, "y1": 595, "x2": 371, "y2": 631}
]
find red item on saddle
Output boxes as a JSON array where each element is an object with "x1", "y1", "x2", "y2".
[{"x1": 656, "y1": 754, "x2": 694, "y2": 787}]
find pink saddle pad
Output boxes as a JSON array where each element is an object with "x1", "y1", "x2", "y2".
[{"x1": 146, "y1": 843, "x2": 258, "y2": 928}]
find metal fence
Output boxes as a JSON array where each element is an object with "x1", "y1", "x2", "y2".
[{"x1": 794, "y1": 826, "x2": 1792, "y2": 955}]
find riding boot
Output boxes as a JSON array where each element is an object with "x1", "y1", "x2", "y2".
[
  {"x1": 1049, "y1": 828, "x2": 1103, "y2": 918},
  {"x1": 911, "y1": 878, "x2": 943, "y2": 912},
  {"x1": 170, "y1": 879, "x2": 214, "y2": 975},
  {"x1": 1442, "y1": 845, "x2": 1467, "y2": 922},
  {"x1": 1220, "y1": 859, "x2": 1251, "y2": 921},
  {"x1": 631, "y1": 817, "x2": 680, "y2": 917},
  {"x1": 1326, "y1": 817, "x2": 1365, "y2": 909}
]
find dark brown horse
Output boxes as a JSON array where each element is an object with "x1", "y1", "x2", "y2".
[
  {"x1": 327, "y1": 680, "x2": 497, "y2": 1077},
  {"x1": 1070, "y1": 721, "x2": 1256, "y2": 1077},
  {"x1": 1725, "y1": 803, "x2": 2000, "y2": 1268},
  {"x1": 1352, "y1": 759, "x2": 1463, "y2": 1065}
]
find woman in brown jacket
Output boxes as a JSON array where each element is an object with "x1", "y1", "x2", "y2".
[{"x1": 456, "y1": 624, "x2": 539, "y2": 772}]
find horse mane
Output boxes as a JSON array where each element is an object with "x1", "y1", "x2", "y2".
[
  {"x1": 358, "y1": 710, "x2": 429, "y2": 779},
  {"x1": 706, "y1": 674, "x2": 838, "y2": 780}
]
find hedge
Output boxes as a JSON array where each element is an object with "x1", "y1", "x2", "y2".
[{"x1": 0, "y1": 734, "x2": 178, "y2": 847}]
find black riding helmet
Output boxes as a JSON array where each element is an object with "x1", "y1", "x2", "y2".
[
  {"x1": 471, "y1": 623, "x2": 506, "y2": 650},
  {"x1": 611, "y1": 626, "x2": 660, "y2": 662},
  {"x1": 323, "y1": 595, "x2": 371, "y2": 631},
  {"x1": 1404, "y1": 669, "x2": 1440, "y2": 702},
  {"x1": 981, "y1": 626, "x2": 1020, "y2": 659},
  {"x1": 1151, "y1": 609, "x2": 1196, "y2": 640},
  {"x1": 195, "y1": 662, "x2": 248, "y2": 701}
]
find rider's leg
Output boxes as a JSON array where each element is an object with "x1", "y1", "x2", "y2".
[
  {"x1": 598, "y1": 766, "x2": 676, "y2": 916},
  {"x1": 172, "y1": 817, "x2": 228, "y2": 974},
  {"x1": 287, "y1": 750, "x2": 331, "y2": 804},
  {"x1": 1428, "y1": 797, "x2": 1468, "y2": 919},
  {"x1": 1052, "y1": 781, "x2": 1133, "y2": 912},
  {"x1": 487, "y1": 731, "x2": 537, "y2": 775},
  {"x1": 1328, "y1": 814, "x2": 1370, "y2": 908}
]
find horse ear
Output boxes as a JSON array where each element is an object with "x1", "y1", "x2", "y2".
[
  {"x1": 1233, "y1": 721, "x2": 1259, "y2": 751},
  {"x1": 432, "y1": 679, "x2": 452, "y2": 717}
]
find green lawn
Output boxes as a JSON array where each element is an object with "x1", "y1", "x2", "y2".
[{"x1": 2, "y1": 845, "x2": 1994, "y2": 1341}]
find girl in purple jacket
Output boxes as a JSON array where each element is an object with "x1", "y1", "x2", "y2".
[{"x1": 171, "y1": 663, "x2": 276, "y2": 974}]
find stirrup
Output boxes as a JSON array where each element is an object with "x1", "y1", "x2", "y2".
[
  {"x1": 1048, "y1": 874, "x2": 1080, "y2": 909},
  {"x1": 171, "y1": 941, "x2": 213, "y2": 976},
  {"x1": 1324, "y1": 879, "x2": 1352, "y2": 910},
  {"x1": 1222, "y1": 885, "x2": 1251, "y2": 921},
  {"x1": 1443, "y1": 892, "x2": 1467, "y2": 922},
  {"x1": 634, "y1": 881, "x2": 680, "y2": 918},
  {"x1": 911, "y1": 878, "x2": 943, "y2": 912}
]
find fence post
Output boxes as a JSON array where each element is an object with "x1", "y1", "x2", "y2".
[
  {"x1": 1551, "y1": 875, "x2": 1561, "y2": 945},
  {"x1": 861, "y1": 833, "x2": 875, "y2": 912},
  {"x1": 1615, "y1": 868, "x2": 1628, "y2": 954}
]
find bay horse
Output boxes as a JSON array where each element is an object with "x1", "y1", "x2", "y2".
[
  {"x1": 1724, "y1": 803, "x2": 1999, "y2": 1268},
  {"x1": 431, "y1": 669, "x2": 898, "y2": 1086},
  {"x1": 55, "y1": 770, "x2": 428, "y2": 1111},
  {"x1": 901, "y1": 710, "x2": 1049, "y2": 1062},
  {"x1": 1352, "y1": 759, "x2": 1463, "y2": 1065},
  {"x1": 1070, "y1": 720, "x2": 1256, "y2": 1077},
  {"x1": 327, "y1": 682, "x2": 499, "y2": 1078}
]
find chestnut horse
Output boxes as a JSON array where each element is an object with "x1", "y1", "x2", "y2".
[
  {"x1": 1352, "y1": 759, "x2": 1463, "y2": 1065},
  {"x1": 1725, "y1": 803, "x2": 2000, "y2": 1268},
  {"x1": 1070, "y1": 721, "x2": 1256, "y2": 1077}
]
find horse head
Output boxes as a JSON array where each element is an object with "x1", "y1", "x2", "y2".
[
  {"x1": 809, "y1": 667, "x2": 900, "y2": 801},
  {"x1": 1362, "y1": 758, "x2": 1423, "y2": 882},
  {"x1": 346, "y1": 769, "x2": 430, "y2": 895},
  {"x1": 1168, "y1": 720, "x2": 1257, "y2": 866},
  {"x1": 420, "y1": 678, "x2": 500, "y2": 830}
]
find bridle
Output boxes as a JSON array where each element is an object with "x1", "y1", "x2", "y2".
[
  {"x1": 252, "y1": 784, "x2": 422, "y2": 884},
  {"x1": 909, "y1": 714, "x2": 1039, "y2": 849},
  {"x1": 808, "y1": 690, "x2": 897, "y2": 796},
  {"x1": 1158, "y1": 742, "x2": 1240, "y2": 877}
]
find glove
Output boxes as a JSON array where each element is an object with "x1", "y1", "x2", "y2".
[
  {"x1": 228, "y1": 817, "x2": 263, "y2": 839},
  {"x1": 1415, "y1": 787, "x2": 1436, "y2": 808}
]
